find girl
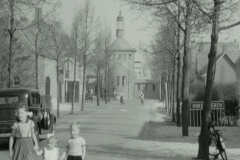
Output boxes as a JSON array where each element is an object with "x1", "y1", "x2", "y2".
[
  {"x1": 9, "y1": 103, "x2": 39, "y2": 160},
  {"x1": 36, "y1": 135, "x2": 59, "y2": 160},
  {"x1": 60, "y1": 122, "x2": 86, "y2": 160}
]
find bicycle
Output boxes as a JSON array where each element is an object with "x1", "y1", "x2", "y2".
[{"x1": 209, "y1": 121, "x2": 227, "y2": 160}]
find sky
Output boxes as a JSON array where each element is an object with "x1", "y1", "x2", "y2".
[
  {"x1": 57, "y1": 0, "x2": 154, "y2": 50},
  {"x1": 43, "y1": 0, "x2": 240, "y2": 53}
]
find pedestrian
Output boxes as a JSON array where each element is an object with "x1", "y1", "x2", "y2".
[
  {"x1": 120, "y1": 90, "x2": 124, "y2": 105},
  {"x1": 35, "y1": 135, "x2": 59, "y2": 160},
  {"x1": 9, "y1": 103, "x2": 39, "y2": 160},
  {"x1": 140, "y1": 91, "x2": 144, "y2": 105},
  {"x1": 60, "y1": 122, "x2": 86, "y2": 160}
]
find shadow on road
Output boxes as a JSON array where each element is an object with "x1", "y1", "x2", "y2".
[{"x1": 88, "y1": 145, "x2": 193, "y2": 160}]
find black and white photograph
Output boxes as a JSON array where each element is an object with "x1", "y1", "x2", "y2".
[{"x1": 0, "y1": 0, "x2": 240, "y2": 160}]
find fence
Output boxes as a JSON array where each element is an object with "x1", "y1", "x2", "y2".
[{"x1": 190, "y1": 101, "x2": 225, "y2": 127}]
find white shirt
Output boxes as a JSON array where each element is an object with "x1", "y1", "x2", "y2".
[
  {"x1": 44, "y1": 147, "x2": 59, "y2": 160},
  {"x1": 67, "y1": 137, "x2": 86, "y2": 156}
]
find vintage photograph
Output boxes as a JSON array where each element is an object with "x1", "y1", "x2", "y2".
[{"x1": 0, "y1": 0, "x2": 240, "y2": 160}]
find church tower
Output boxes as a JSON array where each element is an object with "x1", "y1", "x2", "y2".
[{"x1": 116, "y1": 11, "x2": 124, "y2": 38}]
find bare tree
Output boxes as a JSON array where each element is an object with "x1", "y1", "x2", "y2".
[
  {"x1": 90, "y1": 26, "x2": 105, "y2": 106},
  {"x1": 76, "y1": 0, "x2": 98, "y2": 111},
  {"x1": 1, "y1": 0, "x2": 58, "y2": 88},
  {"x1": 69, "y1": 13, "x2": 79, "y2": 114},
  {"x1": 47, "y1": 19, "x2": 68, "y2": 118},
  {"x1": 194, "y1": 0, "x2": 240, "y2": 159}
]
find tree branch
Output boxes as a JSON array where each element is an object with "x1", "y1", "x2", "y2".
[
  {"x1": 126, "y1": 0, "x2": 177, "y2": 6},
  {"x1": 192, "y1": 0, "x2": 211, "y2": 19},
  {"x1": 219, "y1": 20, "x2": 240, "y2": 31}
]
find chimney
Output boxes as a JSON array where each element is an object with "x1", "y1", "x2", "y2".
[
  {"x1": 234, "y1": 39, "x2": 239, "y2": 49},
  {"x1": 223, "y1": 44, "x2": 228, "y2": 52},
  {"x1": 35, "y1": 7, "x2": 42, "y2": 22}
]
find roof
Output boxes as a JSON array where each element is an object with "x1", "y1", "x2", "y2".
[
  {"x1": 15, "y1": 21, "x2": 57, "y2": 61},
  {"x1": 0, "y1": 88, "x2": 39, "y2": 94},
  {"x1": 134, "y1": 79, "x2": 158, "y2": 84},
  {"x1": 198, "y1": 53, "x2": 236, "y2": 78},
  {"x1": 109, "y1": 37, "x2": 137, "y2": 52}
]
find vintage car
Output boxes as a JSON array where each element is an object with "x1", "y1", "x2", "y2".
[{"x1": 0, "y1": 88, "x2": 56, "y2": 140}]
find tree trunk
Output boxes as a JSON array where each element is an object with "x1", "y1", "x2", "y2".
[
  {"x1": 71, "y1": 60, "x2": 76, "y2": 114},
  {"x1": 104, "y1": 56, "x2": 108, "y2": 104},
  {"x1": 81, "y1": 64, "x2": 86, "y2": 111},
  {"x1": 97, "y1": 69, "x2": 100, "y2": 106},
  {"x1": 181, "y1": 0, "x2": 191, "y2": 136},
  {"x1": 176, "y1": 0, "x2": 182, "y2": 127},
  {"x1": 8, "y1": 0, "x2": 15, "y2": 88},
  {"x1": 172, "y1": 63, "x2": 176, "y2": 122},
  {"x1": 56, "y1": 61, "x2": 60, "y2": 118},
  {"x1": 197, "y1": 0, "x2": 220, "y2": 159},
  {"x1": 35, "y1": 53, "x2": 39, "y2": 90}
]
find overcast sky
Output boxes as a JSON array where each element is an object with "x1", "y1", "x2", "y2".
[
  {"x1": 52, "y1": 0, "x2": 240, "y2": 51},
  {"x1": 58, "y1": 0, "x2": 154, "y2": 49}
]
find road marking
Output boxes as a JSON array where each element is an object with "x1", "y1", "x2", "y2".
[{"x1": 120, "y1": 109, "x2": 127, "y2": 112}]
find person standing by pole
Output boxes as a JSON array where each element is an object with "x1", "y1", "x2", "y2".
[{"x1": 140, "y1": 91, "x2": 144, "y2": 105}]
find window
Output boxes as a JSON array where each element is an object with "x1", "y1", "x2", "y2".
[
  {"x1": 122, "y1": 76, "x2": 126, "y2": 86},
  {"x1": 0, "y1": 96, "x2": 18, "y2": 104},
  {"x1": 145, "y1": 84, "x2": 148, "y2": 90},
  {"x1": 123, "y1": 54, "x2": 126, "y2": 60},
  {"x1": 129, "y1": 54, "x2": 132, "y2": 60},
  {"x1": 118, "y1": 54, "x2": 122, "y2": 60},
  {"x1": 138, "y1": 84, "x2": 140, "y2": 90},
  {"x1": 117, "y1": 76, "x2": 120, "y2": 86},
  {"x1": 153, "y1": 84, "x2": 155, "y2": 91}
]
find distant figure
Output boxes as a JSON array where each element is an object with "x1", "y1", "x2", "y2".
[
  {"x1": 120, "y1": 90, "x2": 124, "y2": 105},
  {"x1": 140, "y1": 91, "x2": 144, "y2": 105},
  {"x1": 114, "y1": 90, "x2": 117, "y2": 101}
]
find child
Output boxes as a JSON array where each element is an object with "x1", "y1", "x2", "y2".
[
  {"x1": 60, "y1": 122, "x2": 86, "y2": 160},
  {"x1": 36, "y1": 135, "x2": 59, "y2": 160},
  {"x1": 140, "y1": 91, "x2": 144, "y2": 105},
  {"x1": 9, "y1": 103, "x2": 39, "y2": 160}
]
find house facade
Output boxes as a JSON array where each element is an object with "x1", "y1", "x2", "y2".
[
  {"x1": 109, "y1": 11, "x2": 137, "y2": 99},
  {"x1": 191, "y1": 40, "x2": 239, "y2": 84}
]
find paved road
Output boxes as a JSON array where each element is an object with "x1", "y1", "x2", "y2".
[{"x1": 0, "y1": 99, "x2": 158, "y2": 160}]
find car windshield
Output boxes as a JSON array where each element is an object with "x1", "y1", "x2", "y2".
[{"x1": 0, "y1": 96, "x2": 18, "y2": 104}]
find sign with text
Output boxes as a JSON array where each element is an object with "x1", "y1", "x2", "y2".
[{"x1": 190, "y1": 101, "x2": 224, "y2": 110}]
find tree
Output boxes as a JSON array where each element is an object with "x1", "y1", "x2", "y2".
[
  {"x1": 90, "y1": 26, "x2": 105, "y2": 106},
  {"x1": 69, "y1": 13, "x2": 79, "y2": 114},
  {"x1": 77, "y1": 0, "x2": 98, "y2": 111},
  {"x1": 0, "y1": 0, "x2": 57, "y2": 88},
  {"x1": 48, "y1": 19, "x2": 68, "y2": 118},
  {"x1": 195, "y1": 0, "x2": 240, "y2": 159}
]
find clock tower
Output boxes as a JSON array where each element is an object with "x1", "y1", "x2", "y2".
[{"x1": 116, "y1": 11, "x2": 124, "y2": 38}]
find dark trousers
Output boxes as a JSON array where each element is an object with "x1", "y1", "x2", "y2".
[{"x1": 67, "y1": 155, "x2": 83, "y2": 160}]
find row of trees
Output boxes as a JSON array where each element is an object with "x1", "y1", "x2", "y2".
[
  {"x1": 0, "y1": 0, "x2": 115, "y2": 117},
  {"x1": 124, "y1": 0, "x2": 240, "y2": 159}
]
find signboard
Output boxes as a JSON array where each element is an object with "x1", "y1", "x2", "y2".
[{"x1": 190, "y1": 101, "x2": 224, "y2": 110}]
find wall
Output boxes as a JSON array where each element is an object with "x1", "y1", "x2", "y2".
[
  {"x1": 112, "y1": 51, "x2": 135, "y2": 99},
  {"x1": 215, "y1": 56, "x2": 236, "y2": 84},
  {"x1": 134, "y1": 83, "x2": 158, "y2": 99},
  {"x1": 38, "y1": 56, "x2": 58, "y2": 107}
]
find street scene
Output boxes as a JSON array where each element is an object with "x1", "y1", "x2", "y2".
[{"x1": 1, "y1": 0, "x2": 240, "y2": 160}]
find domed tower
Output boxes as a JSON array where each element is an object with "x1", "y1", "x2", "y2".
[{"x1": 116, "y1": 11, "x2": 124, "y2": 38}]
